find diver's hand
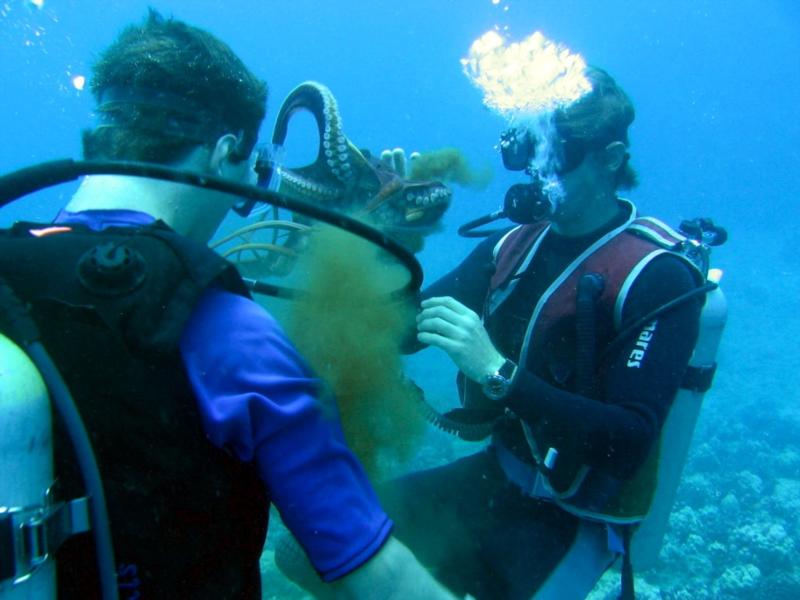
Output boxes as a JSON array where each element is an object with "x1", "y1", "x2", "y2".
[
  {"x1": 275, "y1": 534, "x2": 457, "y2": 600},
  {"x1": 380, "y1": 147, "x2": 420, "y2": 178},
  {"x1": 416, "y1": 296, "x2": 505, "y2": 383}
]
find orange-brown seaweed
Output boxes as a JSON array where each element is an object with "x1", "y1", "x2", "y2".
[
  {"x1": 285, "y1": 227, "x2": 425, "y2": 478},
  {"x1": 408, "y1": 147, "x2": 492, "y2": 189}
]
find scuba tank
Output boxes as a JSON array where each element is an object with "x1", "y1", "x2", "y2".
[
  {"x1": 0, "y1": 333, "x2": 55, "y2": 599},
  {"x1": 0, "y1": 278, "x2": 114, "y2": 600},
  {"x1": 630, "y1": 267, "x2": 727, "y2": 569}
]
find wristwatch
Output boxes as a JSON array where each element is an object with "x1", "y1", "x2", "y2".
[{"x1": 482, "y1": 358, "x2": 517, "y2": 401}]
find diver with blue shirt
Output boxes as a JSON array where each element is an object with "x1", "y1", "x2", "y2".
[{"x1": 0, "y1": 10, "x2": 454, "y2": 600}]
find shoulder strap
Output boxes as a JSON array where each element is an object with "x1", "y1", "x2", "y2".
[
  {"x1": 489, "y1": 221, "x2": 550, "y2": 292},
  {"x1": 627, "y1": 216, "x2": 688, "y2": 249},
  {"x1": 614, "y1": 217, "x2": 706, "y2": 330}
]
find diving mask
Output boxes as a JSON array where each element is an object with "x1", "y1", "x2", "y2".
[
  {"x1": 499, "y1": 127, "x2": 593, "y2": 176},
  {"x1": 232, "y1": 143, "x2": 284, "y2": 217}
]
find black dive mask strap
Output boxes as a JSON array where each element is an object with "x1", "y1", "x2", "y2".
[
  {"x1": 96, "y1": 87, "x2": 223, "y2": 143},
  {"x1": 95, "y1": 87, "x2": 256, "y2": 162}
]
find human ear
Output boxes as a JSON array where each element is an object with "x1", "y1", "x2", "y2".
[
  {"x1": 603, "y1": 141, "x2": 628, "y2": 173},
  {"x1": 208, "y1": 133, "x2": 239, "y2": 175}
]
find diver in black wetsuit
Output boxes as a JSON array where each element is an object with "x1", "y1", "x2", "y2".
[{"x1": 382, "y1": 68, "x2": 705, "y2": 600}]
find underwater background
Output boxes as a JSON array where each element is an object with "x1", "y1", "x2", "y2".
[{"x1": 1, "y1": 0, "x2": 798, "y2": 598}]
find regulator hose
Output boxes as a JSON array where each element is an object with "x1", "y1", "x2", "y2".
[
  {"x1": 0, "y1": 159, "x2": 423, "y2": 298},
  {"x1": 575, "y1": 272, "x2": 605, "y2": 398}
]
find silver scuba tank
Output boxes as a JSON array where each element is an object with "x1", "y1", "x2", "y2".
[
  {"x1": 631, "y1": 268, "x2": 727, "y2": 569},
  {"x1": 0, "y1": 333, "x2": 55, "y2": 599}
]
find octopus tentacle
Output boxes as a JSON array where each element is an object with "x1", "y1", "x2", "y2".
[
  {"x1": 269, "y1": 81, "x2": 451, "y2": 234},
  {"x1": 272, "y1": 81, "x2": 375, "y2": 197}
]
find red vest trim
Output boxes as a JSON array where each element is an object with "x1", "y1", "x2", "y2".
[
  {"x1": 487, "y1": 201, "x2": 696, "y2": 377},
  {"x1": 486, "y1": 201, "x2": 704, "y2": 521}
]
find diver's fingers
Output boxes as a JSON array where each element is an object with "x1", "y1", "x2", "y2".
[
  {"x1": 421, "y1": 296, "x2": 475, "y2": 318},
  {"x1": 417, "y1": 331, "x2": 461, "y2": 355},
  {"x1": 379, "y1": 147, "x2": 421, "y2": 178},
  {"x1": 380, "y1": 147, "x2": 413, "y2": 176},
  {"x1": 416, "y1": 304, "x2": 469, "y2": 330},
  {"x1": 380, "y1": 149, "x2": 394, "y2": 170},
  {"x1": 392, "y1": 147, "x2": 407, "y2": 177},
  {"x1": 379, "y1": 147, "x2": 407, "y2": 176},
  {"x1": 417, "y1": 314, "x2": 464, "y2": 341},
  {"x1": 408, "y1": 151, "x2": 421, "y2": 178}
]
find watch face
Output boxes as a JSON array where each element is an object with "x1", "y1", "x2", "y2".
[
  {"x1": 483, "y1": 373, "x2": 510, "y2": 401},
  {"x1": 482, "y1": 359, "x2": 516, "y2": 401}
]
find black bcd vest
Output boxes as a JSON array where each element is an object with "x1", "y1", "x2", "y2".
[{"x1": 0, "y1": 221, "x2": 269, "y2": 599}]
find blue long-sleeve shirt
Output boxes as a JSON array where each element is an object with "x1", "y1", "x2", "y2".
[{"x1": 54, "y1": 208, "x2": 392, "y2": 581}]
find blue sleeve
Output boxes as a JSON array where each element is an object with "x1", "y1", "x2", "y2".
[{"x1": 179, "y1": 287, "x2": 392, "y2": 581}]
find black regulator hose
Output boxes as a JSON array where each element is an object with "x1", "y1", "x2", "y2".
[
  {"x1": 457, "y1": 209, "x2": 506, "y2": 238},
  {"x1": 601, "y1": 281, "x2": 717, "y2": 364},
  {"x1": 457, "y1": 178, "x2": 552, "y2": 238},
  {"x1": 575, "y1": 273, "x2": 605, "y2": 398},
  {"x1": 0, "y1": 279, "x2": 118, "y2": 600},
  {"x1": 0, "y1": 159, "x2": 424, "y2": 297}
]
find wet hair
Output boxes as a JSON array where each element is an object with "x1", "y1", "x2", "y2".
[
  {"x1": 555, "y1": 67, "x2": 638, "y2": 190},
  {"x1": 82, "y1": 9, "x2": 267, "y2": 164}
]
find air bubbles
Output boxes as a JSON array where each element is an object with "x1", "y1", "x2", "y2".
[
  {"x1": 461, "y1": 30, "x2": 592, "y2": 118},
  {"x1": 28, "y1": 0, "x2": 44, "y2": 8},
  {"x1": 71, "y1": 74, "x2": 85, "y2": 91}
]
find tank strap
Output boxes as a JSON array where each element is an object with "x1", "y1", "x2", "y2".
[
  {"x1": 682, "y1": 363, "x2": 717, "y2": 392},
  {"x1": 492, "y1": 437, "x2": 645, "y2": 523},
  {"x1": 0, "y1": 497, "x2": 90, "y2": 586},
  {"x1": 619, "y1": 525, "x2": 636, "y2": 600}
]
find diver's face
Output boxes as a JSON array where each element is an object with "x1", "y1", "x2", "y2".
[
  {"x1": 524, "y1": 133, "x2": 597, "y2": 218},
  {"x1": 546, "y1": 148, "x2": 608, "y2": 224}
]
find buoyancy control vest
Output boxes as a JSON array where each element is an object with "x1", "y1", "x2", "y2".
[
  {"x1": 481, "y1": 202, "x2": 723, "y2": 552},
  {"x1": 0, "y1": 220, "x2": 269, "y2": 599}
]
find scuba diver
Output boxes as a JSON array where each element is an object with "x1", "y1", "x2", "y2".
[
  {"x1": 376, "y1": 67, "x2": 726, "y2": 599},
  {"x1": 0, "y1": 10, "x2": 456, "y2": 600}
]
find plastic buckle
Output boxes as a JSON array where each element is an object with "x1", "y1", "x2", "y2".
[{"x1": 681, "y1": 363, "x2": 717, "y2": 393}]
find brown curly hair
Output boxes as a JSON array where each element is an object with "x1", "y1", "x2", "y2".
[
  {"x1": 555, "y1": 67, "x2": 638, "y2": 190},
  {"x1": 82, "y1": 9, "x2": 267, "y2": 164}
]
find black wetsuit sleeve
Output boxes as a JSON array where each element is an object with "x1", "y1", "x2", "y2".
[
  {"x1": 421, "y1": 229, "x2": 509, "y2": 311},
  {"x1": 403, "y1": 230, "x2": 508, "y2": 354},
  {"x1": 503, "y1": 254, "x2": 702, "y2": 479}
]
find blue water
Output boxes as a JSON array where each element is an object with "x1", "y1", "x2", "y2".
[{"x1": 2, "y1": 1, "x2": 798, "y2": 597}]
